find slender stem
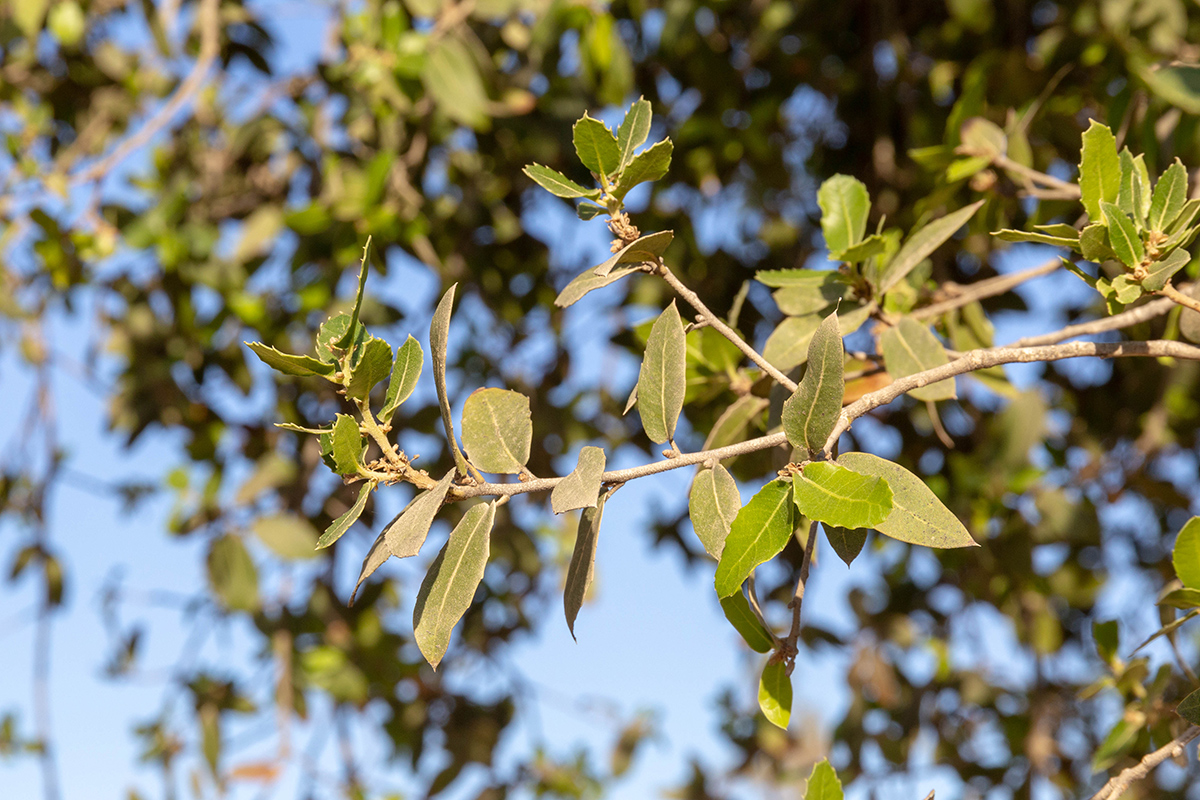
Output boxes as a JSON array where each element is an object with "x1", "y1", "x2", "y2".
[
  {"x1": 1007, "y1": 292, "x2": 1183, "y2": 348},
  {"x1": 658, "y1": 263, "x2": 798, "y2": 392},
  {"x1": 1088, "y1": 725, "x2": 1200, "y2": 800},
  {"x1": 991, "y1": 153, "x2": 1081, "y2": 197},
  {"x1": 912, "y1": 258, "x2": 1061, "y2": 321},
  {"x1": 1159, "y1": 281, "x2": 1200, "y2": 314},
  {"x1": 784, "y1": 521, "x2": 819, "y2": 671}
]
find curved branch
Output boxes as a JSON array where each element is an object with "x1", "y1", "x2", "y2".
[
  {"x1": 1007, "y1": 293, "x2": 1182, "y2": 348},
  {"x1": 1088, "y1": 725, "x2": 1200, "y2": 800},
  {"x1": 1160, "y1": 281, "x2": 1200, "y2": 315}
]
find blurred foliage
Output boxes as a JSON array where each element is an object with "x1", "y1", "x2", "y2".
[{"x1": 4, "y1": 0, "x2": 1200, "y2": 798}]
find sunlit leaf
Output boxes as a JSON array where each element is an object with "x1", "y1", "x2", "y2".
[
  {"x1": 1149, "y1": 159, "x2": 1188, "y2": 231},
  {"x1": 781, "y1": 311, "x2": 844, "y2": 456},
  {"x1": 252, "y1": 513, "x2": 320, "y2": 560},
  {"x1": 523, "y1": 163, "x2": 600, "y2": 199},
  {"x1": 593, "y1": 230, "x2": 674, "y2": 276},
  {"x1": 804, "y1": 760, "x2": 844, "y2": 800},
  {"x1": 817, "y1": 175, "x2": 870, "y2": 258},
  {"x1": 423, "y1": 36, "x2": 488, "y2": 129},
  {"x1": 689, "y1": 464, "x2": 740, "y2": 559},
  {"x1": 1140, "y1": 249, "x2": 1189, "y2": 293},
  {"x1": 758, "y1": 659, "x2": 792, "y2": 729},
  {"x1": 616, "y1": 96, "x2": 652, "y2": 170},
  {"x1": 792, "y1": 462, "x2": 892, "y2": 530},
  {"x1": 573, "y1": 113, "x2": 621, "y2": 178},
  {"x1": 719, "y1": 590, "x2": 773, "y2": 653},
  {"x1": 431, "y1": 285, "x2": 471, "y2": 476},
  {"x1": 1173, "y1": 516, "x2": 1200, "y2": 590},
  {"x1": 1079, "y1": 120, "x2": 1120, "y2": 222},
  {"x1": 461, "y1": 388, "x2": 532, "y2": 474},
  {"x1": 1101, "y1": 202, "x2": 1144, "y2": 267},
  {"x1": 714, "y1": 480, "x2": 794, "y2": 598},
  {"x1": 878, "y1": 317, "x2": 955, "y2": 401},
  {"x1": 637, "y1": 301, "x2": 687, "y2": 444},
  {"x1": 551, "y1": 446, "x2": 606, "y2": 514},
  {"x1": 876, "y1": 200, "x2": 984, "y2": 294},
  {"x1": 245, "y1": 342, "x2": 336, "y2": 378},
  {"x1": 613, "y1": 139, "x2": 672, "y2": 199},
  {"x1": 763, "y1": 315, "x2": 822, "y2": 373},
  {"x1": 330, "y1": 414, "x2": 364, "y2": 476},
  {"x1": 555, "y1": 265, "x2": 640, "y2": 308},
  {"x1": 380, "y1": 335, "x2": 423, "y2": 420},
  {"x1": 345, "y1": 337, "x2": 394, "y2": 400},
  {"x1": 334, "y1": 241, "x2": 371, "y2": 349}
]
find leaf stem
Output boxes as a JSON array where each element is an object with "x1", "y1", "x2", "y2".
[
  {"x1": 1158, "y1": 281, "x2": 1200, "y2": 314},
  {"x1": 784, "y1": 521, "x2": 819, "y2": 673}
]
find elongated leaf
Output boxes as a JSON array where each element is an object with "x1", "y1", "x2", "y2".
[
  {"x1": 564, "y1": 493, "x2": 606, "y2": 638},
  {"x1": 345, "y1": 337, "x2": 394, "y2": 400},
  {"x1": 781, "y1": 311, "x2": 844, "y2": 456},
  {"x1": 1140, "y1": 249, "x2": 1189, "y2": 293},
  {"x1": 836, "y1": 234, "x2": 887, "y2": 263},
  {"x1": 352, "y1": 470, "x2": 456, "y2": 600},
  {"x1": 207, "y1": 534, "x2": 259, "y2": 613},
  {"x1": 613, "y1": 139, "x2": 672, "y2": 200},
  {"x1": 523, "y1": 163, "x2": 600, "y2": 199},
  {"x1": 1131, "y1": 608, "x2": 1200, "y2": 653},
  {"x1": 551, "y1": 446, "x2": 606, "y2": 514},
  {"x1": 1117, "y1": 149, "x2": 1139, "y2": 220},
  {"x1": 878, "y1": 317, "x2": 955, "y2": 401},
  {"x1": 576, "y1": 202, "x2": 606, "y2": 220},
  {"x1": 714, "y1": 480, "x2": 794, "y2": 598},
  {"x1": 1167, "y1": 199, "x2": 1200, "y2": 236},
  {"x1": 1159, "y1": 588, "x2": 1200, "y2": 609},
  {"x1": 431, "y1": 285, "x2": 471, "y2": 476},
  {"x1": 380, "y1": 335, "x2": 423, "y2": 419},
  {"x1": 1174, "y1": 516, "x2": 1200, "y2": 590},
  {"x1": 757, "y1": 269, "x2": 850, "y2": 289},
  {"x1": 772, "y1": 273, "x2": 850, "y2": 316},
  {"x1": 330, "y1": 414, "x2": 364, "y2": 476},
  {"x1": 689, "y1": 465, "x2": 741, "y2": 559},
  {"x1": 246, "y1": 343, "x2": 336, "y2": 377},
  {"x1": 818, "y1": 174, "x2": 870, "y2": 257},
  {"x1": 763, "y1": 315, "x2": 822, "y2": 372},
  {"x1": 1092, "y1": 717, "x2": 1141, "y2": 772},
  {"x1": 1178, "y1": 688, "x2": 1200, "y2": 725},
  {"x1": 573, "y1": 113, "x2": 621, "y2": 178},
  {"x1": 805, "y1": 760, "x2": 844, "y2": 800},
  {"x1": 1079, "y1": 120, "x2": 1121, "y2": 222},
  {"x1": 792, "y1": 462, "x2": 893, "y2": 529},
  {"x1": 826, "y1": 526, "x2": 869, "y2": 566},
  {"x1": 253, "y1": 513, "x2": 320, "y2": 560},
  {"x1": 702, "y1": 395, "x2": 768, "y2": 451},
  {"x1": 758, "y1": 659, "x2": 792, "y2": 729},
  {"x1": 616, "y1": 97, "x2": 652, "y2": 170},
  {"x1": 877, "y1": 200, "x2": 985, "y2": 294},
  {"x1": 637, "y1": 301, "x2": 687, "y2": 444},
  {"x1": 413, "y1": 501, "x2": 495, "y2": 669},
  {"x1": 993, "y1": 229, "x2": 1078, "y2": 248},
  {"x1": 423, "y1": 36, "x2": 487, "y2": 129},
  {"x1": 1140, "y1": 63, "x2": 1200, "y2": 113},
  {"x1": 316, "y1": 483, "x2": 372, "y2": 549},
  {"x1": 556, "y1": 265, "x2": 639, "y2": 308},
  {"x1": 719, "y1": 590, "x2": 773, "y2": 653},
  {"x1": 461, "y1": 388, "x2": 532, "y2": 474},
  {"x1": 334, "y1": 241, "x2": 371, "y2": 349},
  {"x1": 1149, "y1": 159, "x2": 1188, "y2": 231},
  {"x1": 1101, "y1": 202, "x2": 1144, "y2": 267},
  {"x1": 275, "y1": 422, "x2": 331, "y2": 435},
  {"x1": 593, "y1": 230, "x2": 674, "y2": 276},
  {"x1": 837, "y1": 452, "x2": 977, "y2": 548}
]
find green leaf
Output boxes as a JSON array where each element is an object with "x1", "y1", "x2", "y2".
[
  {"x1": 461, "y1": 388, "x2": 532, "y2": 474},
  {"x1": 958, "y1": 117, "x2": 1006, "y2": 159},
  {"x1": 637, "y1": 301, "x2": 687, "y2": 444},
  {"x1": 758, "y1": 659, "x2": 792, "y2": 729},
  {"x1": 576, "y1": 201, "x2": 606, "y2": 220},
  {"x1": 878, "y1": 317, "x2": 955, "y2": 402},
  {"x1": 825, "y1": 526, "x2": 869, "y2": 566},
  {"x1": 1140, "y1": 249, "x2": 1190, "y2": 293},
  {"x1": 763, "y1": 316, "x2": 822, "y2": 373},
  {"x1": 1079, "y1": 223, "x2": 1115, "y2": 263},
  {"x1": 612, "y1": 139, "x2": 672, "y2": 199},
  {"x1": 1079, "y1": 120, "x2": 1121, "y2": 222},
  {"x1": 593, "y1": 230, "x2": 674, "y2": 276},
  {"x1": 12, "y1": 0, "x2": 48, "y2": 39},
  {"x1": 315, "y1": 313, "x2": 366, "y2": 364},
  {"x1": 772, "y1": 272, "x2": 851, "y2": 316},
  {"x1": 689, "y1": 465, "x2": 741, "y2": 560},
  {"x1": 1167, "y1": 199, "x2": 1200, "y2": 236},
  {"x1": 551, "y1": 446, "x2": 606, "y2": 514},
  {"x1": 1117, "y1": 149, "x2": 1141, "y2": 222},
  {"x1": 413, "y1": 501, "x2": 495, "y2": 669},
  {"x1": 334, "y1": 241, "x2": 371, "y2": 349},
  {"x1": 1173, "y1": 516, "x2": 1200, "y2": 590},
  {"x1": 757, "y1": 268, "x2": 848, "y2": 288},
  {"x1": 1149, "y1": 159, "x2": 1188, "y2": 232},
  {"x1": 252, "y1": 513, "x2": 320, "y2": 560},
  {"x1": 1092, "y1": 718, "x2": 1141, "y2": 772},
  {"x1": 993, "y1": 229, "x2": 1079, "y2": 248},
  {"x1": 422, "y1": 36, "x2": 488, "y2": 129},
  {"x1": 719, "y1": 590, "x2": 773, "y2": 653},
  {"x1": 616, "y1": 96, "x2": 652, "y2": 170},
  {"x1": 836, "y1": 233, "x2": 887, "y2": 263},
  {"x1": 207, "y1": 534, "x2": 259, "y2": 612},
  {"x1": 1178, "y1": 688, "x2": 1200, "y2": 725},
  {"x1": 792, "y1": 462, "x2": 893, "y2": 530},
  {"x1": 352, "y1": 469, "x2": 456, "y2": 600},
  {"x1": 804, "y1": 760, "x2": 844, "y2": 800},
  {"x1": 564, "y1": 493, "x2": 606, "y2": 639},
  {"x1": 1159, "y1": 588, "x2": 1200, "y2": 609},
  {"x1": 1092, "y1": 619, "x2": 1119, "y2": 664},
  {"x1": 877, "y1": 200, "x2": 985, "y2": 294},
  {"x1": 817, "y1": 174, "x2": 870, "y2": 258},
  {"x1": 1110, "y1": 276, "x2": 1142, "y2": 308},
  {"x1": 330, "y1": 414, "x2": 364, "y2": 476},
  {"x1": 380, "y1": 335, "x2": 423, "y2": 420},
  {"x1": 837, "y1": 452, "x2": 977, "y2": 548},
  {"x1": 781, "y1": 311, "x2": 844, "y2": 455},
  {"x1": 274, "y1": 422, "x2": 332, "y2": 435},
  {"x1": 431, "y1": 285, "x2": 471, "y2": 476},
  {"x1": 714, "y1": 480, "x2": 794, "y2": 598},
  {"x1": 245, "y1": 342, "x2": 337, "y2": 378},
  {"x1": 555, "y1": 265, "x2": 640, "y2": 308},
  {"x1": 1101, "y1": 202, "x2": 1145, "y2": 267},
  {"x1": 572, "y1": 113, "x2": 621, "y2": 178},
  {"x1": 345, "y1": 337, "x2": 394, "y2": 400},
  {"x1": 1140, "y1": 63, "x2": 1200, "y2": 114},
  {"x1": 702, "y1": 395, "x2": 769, "y2": 451},
  {"x1": 316, "y1": 483, "x2": 372, "y2": 549},
  {"x1": 1132, "y1": 608, "x2": 1200, "y2": 653},
  {"x1": 522, "y1": 163, "x2": 600, "y2": 199}
]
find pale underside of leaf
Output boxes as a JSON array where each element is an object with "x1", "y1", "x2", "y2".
[
  {"x1": 637, "y1": 301, "x2": 687, "y2": 444},
  {"x1": 461, "y1": 388, "x2": 532, "y2": 474},
  {"x1": 689, "y1": 464, "x2": 741, "y2": 559},
  {"x1": 551, "y1": 446, "x2": 606, "y2": 514},
  {"x1": 431, "y1": 285, "x2": 471, "y2": 476}
]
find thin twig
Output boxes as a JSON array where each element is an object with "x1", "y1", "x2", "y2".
[
  {"x1": 1088, "y1": 725, "x2": 1200, "y2": 800},
  {"x1": 658, "y1": 263, "x2": 798, "y2": 392},
  {"x1": 912, "y1": 258, "x2": 1061, "y2": 321},
  {"x1": 72, "y1": 0, "x2": 221, "y2": 184},
  {"x1": 784, "y1": 521, "x2": 819, "y2": 672},
  {"x1": 1007, "y1": 293, "x2": 1182, "y2": 348},
  {"x1": 990, "y1": 153, "x2": 1082, "y2": 197},
  {"x1": 1159, "y1": 281, "x2": 1200, "y2": 314}
]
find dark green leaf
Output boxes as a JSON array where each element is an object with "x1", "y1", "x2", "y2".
[
  {"x1": 877, "y1": 200, "x2": 985, "y2": 293},
  {"x1": 837, "y1": 452, "x2": 977, "y2": 548},
  {"x1": 781, "y1": 311, "x2": 844, "y2": 455},
  {"x1": 565, "y1": 493, "x2": 606, "y2": 639},
  {"x1": 1173, "y1": 516, "x2": 1200, "y2": 590},
  {"x1": 380, "y1": 335, "x2": 423, "y2": 420},
  {"x1": 792, "y1": 462, "x2": 893, "y2": 529},
  {"x1": 572, "y1": 113, "x2": 621, "y2": 178},
  {"x1": 714, "y1": 480, "x2": 794, "y2": 598},
  {"x1": 461, "y1": 388, "x2": 532, "y2": 474},
  {"x1": 825, "y1": 526, "x2": 869, "y2": 566},
  {"x1": 615, "y1": 96, "x2": 652, "y2": 170},
  {"x1": 345, "y1": 337, "x2": 394, "y2": 400},
  {"x1": 878, "y1": 317, "x2": 955, "y2": 402},
  {"x1": 1093, "y1": 619, "x2": 1119, "y2": 664},
  {"x1": 689, "y1": 464, "x2": 741, "y2": 559},
  {"x1": 1178, "y1": 688, "x2": 1200, "y2": 725},
  {"x1": 1101, "y1": 202, "x2": 1145, "y2": 267},
  {"x1": 413, "y1": 500, "x2": 495, "y2": 669},
  {"x1": 523, "y1": 163, "x2": 600, "y2": 199},
  {"x1": 245, "y1": 342, "x2": 336, "y2": 377},
  {"x1": 334, "y1": 240, "x2": 371, "y2": 349},
  {"x1": 1149, "y1": 159, "x2": 1188, "y2": 231},
  {"x1": 330, "y1": 414, "x2": 364, "y2": 476},
  {"x1": 612, "y1": 139, "x2": 672, "y2": 199},
  {"x1": 576, "y1": 202, "x2": 606, "y2": 220},
  {"x1": 316, "y1": 483, "x2": 373, "y2": 549},
  {"x1": 551, "y1": 446, "x2": 606, "y2": 514},
  {"x1": 431, "y1": 285, "x2": 471, "y2": 476},
  {"x1": 637, "y1": 301, "x2": 687, "y2": 444},
  {"x1": 758, "y1": 659, "x2": 792, "y2": 729},
  {"x1": 593, "y1": 230, "x2": 674, "y2": 276},
  {"x1": 207, "y1": 534, "x2": 259, "y2": 612},
  {"x1": 804, "y1": 760, "x2": 844, "y2": 800},
  {"x1": 993, "y1": 229, "x2": 1078, "y2": 248},
  {"x1": 1079, "y1": 120, "x2": 1121, "y2": 222},
  {"x1": 817, "y1": 174, "x2": 870, "y2": 258},
  {"x1": 719, "y1": 590, "x2": 773, "y2": 653}
]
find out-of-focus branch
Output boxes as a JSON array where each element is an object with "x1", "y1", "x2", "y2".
[
  {"x1": 1159, "y1": 281, "x2": 1200, "y2": 314},
  {"x1": 912, "y1": 258, "x2": 1061, "y2": 321},
  {"x1": 1088, "y1": 725, "x2": 1200, "y2": 800}
]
